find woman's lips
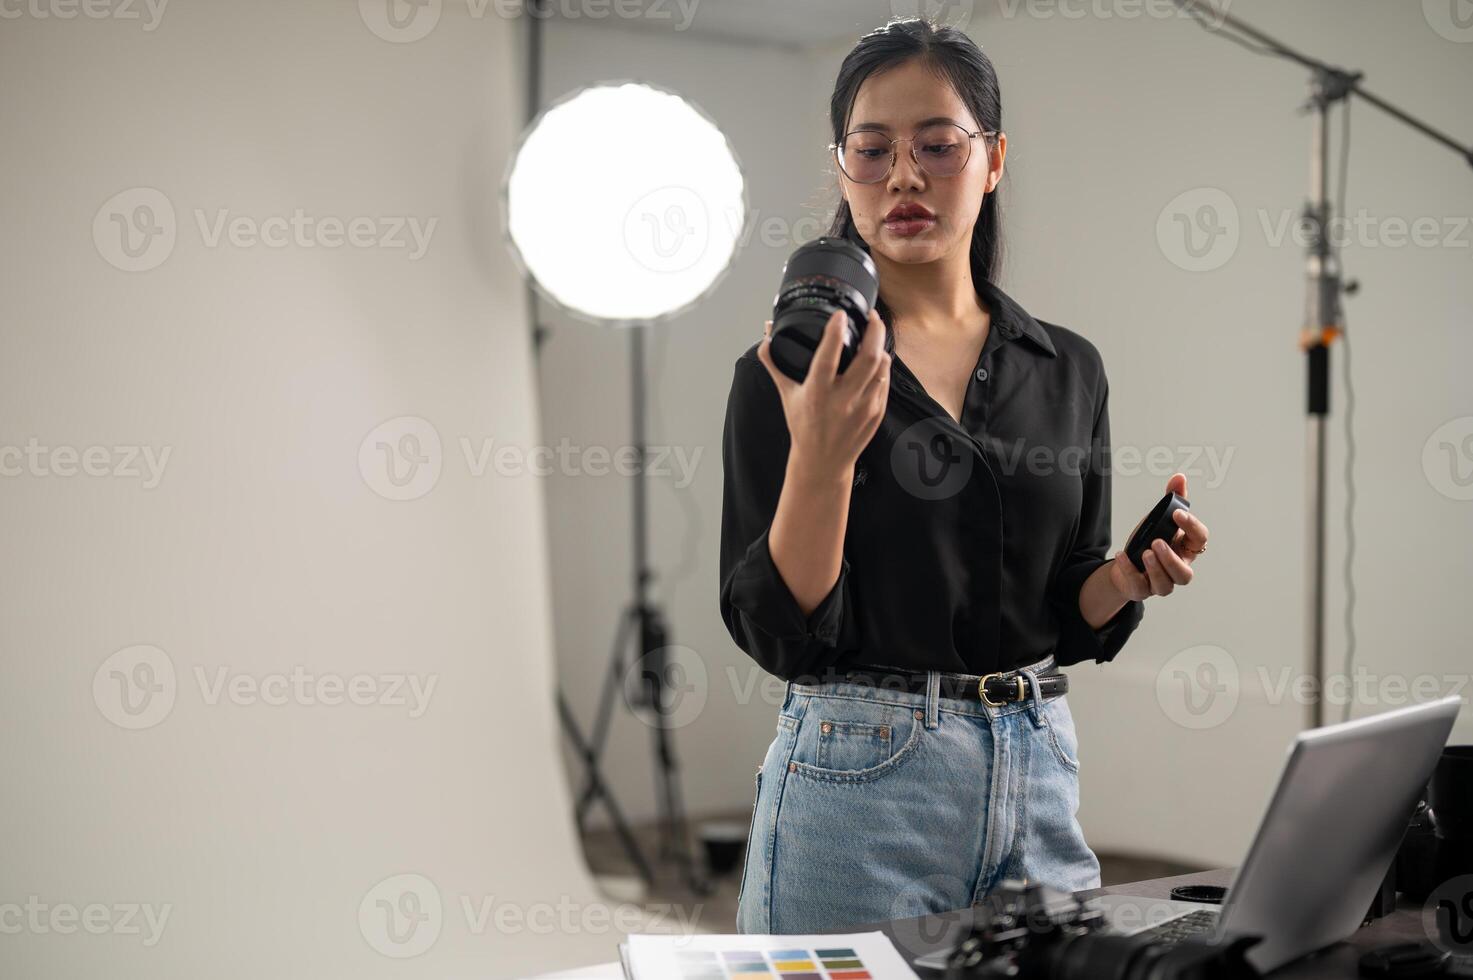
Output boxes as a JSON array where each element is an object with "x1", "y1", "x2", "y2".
[{"x1": 884, "y1": 216, "x2": 936, "y2": 237}]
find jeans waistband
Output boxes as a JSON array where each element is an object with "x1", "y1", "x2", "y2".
[{"x1": 786, "y1": 654, "x2": 1063, "y2": 727}]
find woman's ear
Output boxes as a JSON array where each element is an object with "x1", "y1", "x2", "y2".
[{"x1": 987, "y1": 132, "x2": 1008, "y2": 193}]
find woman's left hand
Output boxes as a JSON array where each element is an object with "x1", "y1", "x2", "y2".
[{"x1": 1109, "y1": 472, "x2": 1209, "y2": 601}]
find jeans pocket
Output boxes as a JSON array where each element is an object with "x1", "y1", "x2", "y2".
[
  {"x1": 735, "y1": 764, "x2": 762, "y2": 913},
  {"x1": 816, "y1": 718, "x2": 893, "y2": 771},
  {"x1": 1041, "y1": 696, "x2": 1080, "y2": 773},
  {"x1": 787, "y1": 696, "x2": 923, "y2": 784}
]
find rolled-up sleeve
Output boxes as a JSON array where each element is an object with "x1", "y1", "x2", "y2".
[
  {"x1": 719, "y1": 355, "x2": 856, "y2": 681},
  {"x1": 1047, "y1": 377, "x2": 1144, "y2": 667}
]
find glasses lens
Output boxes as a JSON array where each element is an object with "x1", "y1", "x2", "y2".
[
  {"x1": 839, "y1": 131, "x2": 892, "y2": 183},
  {"x1": 913, "y1": 124, "x2": 972, "y2": 177}
]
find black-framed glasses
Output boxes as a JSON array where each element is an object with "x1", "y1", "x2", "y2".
[{"x1": 830, "y1": 123, "x2": 999, "y2": 184}]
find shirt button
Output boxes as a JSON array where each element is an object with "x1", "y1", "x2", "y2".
[{"x1": 975, "y1": 367, "x2": 989, "y2": 382}]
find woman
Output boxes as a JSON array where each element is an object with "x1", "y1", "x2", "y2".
[{"x1": 718, "y1": 19, "x2": 1210, "y2": 935}]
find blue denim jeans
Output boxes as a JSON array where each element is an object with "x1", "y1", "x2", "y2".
[{"x1": 735, "y1": 661, "x2": 1101, "y2": 934}]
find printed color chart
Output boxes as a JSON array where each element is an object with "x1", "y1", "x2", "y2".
[
  {"x1": 676, "y1": 946, "x2": 872, "y2": 978},
  {"x1": 624, "y1": 932, "x2": 919, "y2": 980}
]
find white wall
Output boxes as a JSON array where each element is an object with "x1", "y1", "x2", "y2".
[
  {"x1": 0, "y1": 3, "x2": 623, "y2": 977},
  {"x1": 541, "y1": 0, "x2": 1473, "y2": 868}
]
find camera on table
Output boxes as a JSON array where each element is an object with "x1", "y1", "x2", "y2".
[{"x1": 942, "y1": 879, "x2": 1262, "y2": 980}]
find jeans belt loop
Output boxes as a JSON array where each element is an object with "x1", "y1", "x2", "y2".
[
  {"x1": 924, "y1": 670, "x2": 941, "y2": 730},
  {"x1": 1018, "y1": 666, "x2": 1045, "y2": 724}
]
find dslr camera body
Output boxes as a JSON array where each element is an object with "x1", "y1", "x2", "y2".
[{"x1": 942, "y1": 879, "x2": 1262, "y2": 980}]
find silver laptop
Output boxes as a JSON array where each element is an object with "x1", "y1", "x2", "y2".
[
  {"x1": 915, "y1": 695, "x2": 1461, "y2": 974},
  {"x1": 1090, "y1": 695, "x2": 1462, "y2": 972}
]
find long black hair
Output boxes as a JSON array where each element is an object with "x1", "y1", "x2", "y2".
[{"x1": 825, "y1": 18, "x2": 1005, "y2": 352}]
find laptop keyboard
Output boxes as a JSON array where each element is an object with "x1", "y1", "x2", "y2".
[{"x1": 1138, "y1": 908, "x2": 1220, "y2": 943}]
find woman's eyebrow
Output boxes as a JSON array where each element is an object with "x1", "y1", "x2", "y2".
[{"x1": 849, "y1": 115, "x2": 962, "y2": 132}]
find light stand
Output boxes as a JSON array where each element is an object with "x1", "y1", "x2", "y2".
[
  {"x1": 1302, "y1": 64, "x2": 1354, "y2": 734},
  {"x1": 560, "y1": 325, "x2": 711, "y2": 896},
  {"x1": 1176, "y1": 0, "x2": 1473, "y2": 728},
  {"x1": 507, "y1": 32, "x2": 743, "y2": 892},
  {"x1": 628, "y1": 324, "x2": 709, "y2": 893}
]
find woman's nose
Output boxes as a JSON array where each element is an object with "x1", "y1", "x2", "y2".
[{"x1": 887, "y1": 143, "x2": 926, "y2": 192}]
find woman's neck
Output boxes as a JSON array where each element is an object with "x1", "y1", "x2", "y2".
[{"x1": 874, "y1": 248, "x2": 987, "y2": 334}]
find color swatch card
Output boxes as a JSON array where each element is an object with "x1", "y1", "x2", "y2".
[{"x1": 623, "y1": 931, "x2": 919, "y2": 980}]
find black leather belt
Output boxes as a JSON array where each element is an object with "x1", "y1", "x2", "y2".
[{"x1": 798, "y1": 658, "x2": 1068, "y2": 707}]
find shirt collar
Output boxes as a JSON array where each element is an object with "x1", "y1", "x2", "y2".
[{"x1": 978, "y1": 279, "x2": 1057, "y2": 358}]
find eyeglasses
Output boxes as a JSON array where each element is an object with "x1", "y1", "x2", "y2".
[{"x1": 830, "y1": 123, "x2": 999, "y2": 184}]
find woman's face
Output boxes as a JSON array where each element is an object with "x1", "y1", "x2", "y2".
[{"x1": 838, "y1": 58, "x2": 1005, "y2": 266}]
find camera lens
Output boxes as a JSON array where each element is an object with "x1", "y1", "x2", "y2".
[{"x1": 769, "y1": 237, "x2": 879, "y2": 382}]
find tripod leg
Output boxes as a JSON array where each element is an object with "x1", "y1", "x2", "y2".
[
  {"x1": 557, "y1": 690, "x2": 599, "y2": 830},
  {"x1": 557, "y1": 686, "x2": 655, "y2": 885},
  {"x1": 648, "y1": 691, "x2": 713, "y2": 895},
  {"x1": 590, "y1": 767, "x2": 657, "y2": 887},
  {"x1": 589, "y1": 606, "x2": 635, "y2": 750},
  {"x1": 572, "y1": 608, "x2": 635, "y2": 824}
]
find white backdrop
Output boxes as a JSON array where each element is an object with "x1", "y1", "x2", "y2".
[{"x1": 0, "y1": 3, "x2": 630, "y2": 977}]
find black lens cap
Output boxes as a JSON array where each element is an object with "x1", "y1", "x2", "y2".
[
  {"x1": 1358, "y1": 942, "x2": 1449, "y2": 978},
  {"x1": 1169, "y1": 884, "x2": 1227, "y2": 904}
]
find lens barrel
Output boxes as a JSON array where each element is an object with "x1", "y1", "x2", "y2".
[{"x1": 769, "y1": 237, "x2": 879, "y2": 382}]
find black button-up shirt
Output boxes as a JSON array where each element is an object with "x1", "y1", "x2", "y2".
[{"x1": 718, "y1": 278, "x2": 1144, "y2": 682}]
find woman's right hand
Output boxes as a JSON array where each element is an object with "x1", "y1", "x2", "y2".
[{"x1": 756, "y1": 306, "x2": 891, "y2": 478}]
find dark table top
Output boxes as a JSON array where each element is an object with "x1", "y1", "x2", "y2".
[{"x1": 874, "y1": 867, "x2": 1438, "y2": 978}]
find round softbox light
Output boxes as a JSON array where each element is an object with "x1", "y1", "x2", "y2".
[{"x1": 503, "y1": 80, "x2": 747, "y2": 326}]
